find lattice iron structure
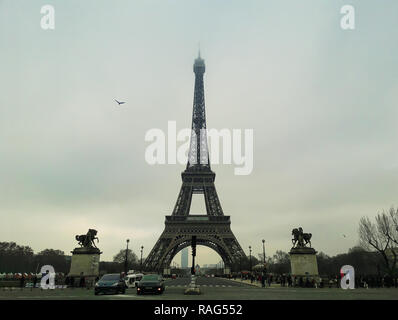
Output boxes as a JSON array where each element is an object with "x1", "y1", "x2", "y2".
[{"x1": 143, "y1": 53, "x2": 247, "y2": 272}]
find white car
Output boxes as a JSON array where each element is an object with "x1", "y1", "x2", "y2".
[{"x1": 125, "y1": 273, "x2": 143, "y2": 288}]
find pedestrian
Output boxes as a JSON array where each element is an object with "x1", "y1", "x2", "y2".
[
  {"x1": 261, "y1": 273, "x2": 265, "y2": 288},
  {"x1": 32, "y1": 275, "x2": 38, "y2": 290},
  {"x1": 70, "y1": 276, "x2": 75, "y2": 288},
  {"x1": 79, "y1": 272, "x2": 85, "y2": 288},
  {"x1": 312, "y1": 278, "x2": 316, "y2": 288},
  {"x1": 20, "y1": 274, "x2": 25, "y2": 290}
]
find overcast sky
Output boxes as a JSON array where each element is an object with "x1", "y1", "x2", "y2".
[{"x1": 0, "y1": 0, "x2": 397, "y2": 266}]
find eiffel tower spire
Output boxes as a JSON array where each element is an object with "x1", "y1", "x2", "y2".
[
  {"x1": 187, "y1": 51, "x2": 210, "y2": 170},
  {"x1": 171, "y1": 53, "x2": 223, "y2": 216}
]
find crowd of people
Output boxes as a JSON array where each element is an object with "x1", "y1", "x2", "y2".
[
  {"x1": 235, "y1": 272, "x2": 315, "y2": 288},
  {"x1": 354, "y1": 274, "x2": 398, "y2": 288},
  {"x1": 231, "y1": 271, "x2": 398, "y2": 289},
  {"x1": 0, "y1": 272, "x2": 95, "y2": 289}
]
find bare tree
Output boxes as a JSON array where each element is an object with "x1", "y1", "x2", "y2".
[
  {"x1": 273, "y1": 250, "x2": 289, "y2": 264},
  {"x1": 359, "y1": 207, "x2": 398, "y2": 276},
  {"x1": 113, "y1": 249, "x2": 139, "y2": 271},
  {"x1": 386, "y1": 207, "x2": 398, "y2": 246}
]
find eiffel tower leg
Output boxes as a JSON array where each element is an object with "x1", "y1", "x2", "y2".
[
  {"x1": 143, "y1": 231, "x2": 174, "y2": 273},
  {"x1": 172, "y1": 185, "x2": 193, "y2": 216},
  {"x1": 204, "y1": 185, "x2": 224, "y2": 216},
  {"x1": 222, "y1": 234, "x2": 247, "y2": 272}
]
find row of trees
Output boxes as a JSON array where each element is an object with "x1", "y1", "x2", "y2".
[
  {"x1": 250, "y1": 247, "x2": 383, "y2": 276},
  {"x1": 0, "y1": 243, "x2": 145, "y2": 275},
  {"x1": 0, "y1": 241, "x2": 388, "y2": 277},
  {"x1": 0, "y1": 243, "x2": 71, "y2": 273}
]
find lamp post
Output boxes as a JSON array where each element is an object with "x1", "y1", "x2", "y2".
[
  {"x1": 249, "y1": 246, "x2": 252, "y2": 273},
  {"x1": 140, "y1": 246, "x2": 144, "y2": 272},
  {"x1": 124, "y1": 239, "x2": 130, "y2": 275},
  {"x1": 191, "y1": 236, "x2": 197, "y2": 275},
  {"x1": 262, "y1": 239, "x2": 266, "y2": 272}
]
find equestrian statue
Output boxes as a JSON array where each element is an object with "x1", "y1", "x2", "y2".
[
  {"x1": 291, "y1": 227, "x2": 312, "y2": 248},
  {"x1": 75, "y1": 229, "x2": 99, "y2": 249}
]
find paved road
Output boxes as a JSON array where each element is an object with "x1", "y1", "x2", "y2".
[
  {"x1": 164, "y1": 276, "x2": 246, "y2": 288},
  {"x1": 0, "y1": 279, "x2": 254, "y2": 300}
]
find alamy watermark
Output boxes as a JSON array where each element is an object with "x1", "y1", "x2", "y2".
[
  {"x1": 145, "y1": 121, "x2": 254, "y2": 175},
  {"x1": 340, "y1": 5, "x2": 355, "y2": 30},
  {"x1": 40, "y1": 5, "x2": 55, "y2": 30},
  {"x1": 40, "y1": 265, "x2": 56, "y2": 289},
  {"x1": 340, "y1": 265, "x2": 355, "y2": 289}
]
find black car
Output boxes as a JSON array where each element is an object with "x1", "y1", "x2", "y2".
[
  {"x1": 95, "y1": 274, "x2": 126, "y2": 295},
  {"x1": 136, "y1": 274, "x2": 165, "y2": 294}
]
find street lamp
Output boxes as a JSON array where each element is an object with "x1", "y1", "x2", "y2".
[
  {"x1": 124, "y1": 239, "x2": 130, "y2": 275},
  {"x1": 140, "y1": 246, "x2": 144, "y2": 272},
  {"x1": 249, "y1": 246, "x2": 252, "y2": 272},
  {"x1": 191, "y1": 236, "x2": 197, "y2": 275},
  {"x1": 262, "y1": 239, "x2": 266, "y2": 271}
]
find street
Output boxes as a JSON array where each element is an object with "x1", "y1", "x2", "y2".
[{"x1": 1, "y1": 276, "x2": 398, "y2": 300}]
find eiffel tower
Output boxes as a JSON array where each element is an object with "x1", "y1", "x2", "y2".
[{"x1": 143, "y1": 52, "x2": 247, "y2": 272}]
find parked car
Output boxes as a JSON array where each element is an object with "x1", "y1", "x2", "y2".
[
  {"x1": 136, "y1": 274, "x2": 165, "y2": 295},
  {"x1": 95, "y1": 274, "x2": 126, "y2": 295}
]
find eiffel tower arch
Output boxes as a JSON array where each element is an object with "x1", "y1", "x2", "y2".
[{"x1": 143, "y1": 52, "x2": 247, "y2": 273}]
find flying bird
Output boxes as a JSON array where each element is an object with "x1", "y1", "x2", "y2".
[
  {"x1": 114, "y1": 99, "x2": 126, "y2": 105},
  {"x1": 343, "y1": 234, "x2": 346, "y2": 238}
]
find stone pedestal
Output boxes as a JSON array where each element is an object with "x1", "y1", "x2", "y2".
[
  {"x1": 289, "y1": 247, "x2": 319, "y2": 278},
  {"x1": 68, "y1": 247, "x2": 101, "y2": 287}
]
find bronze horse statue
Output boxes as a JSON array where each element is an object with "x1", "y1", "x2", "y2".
[
  {"x1": 75, "y1": 229, "x2": 99, "y2": 248},
  {"x1": 291, "y1": 227, "x2": 312, "y2": 248}
]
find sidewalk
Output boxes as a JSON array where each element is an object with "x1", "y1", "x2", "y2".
[{"x1": 226, "y1": 278, "x2": 281, "y2": 288}]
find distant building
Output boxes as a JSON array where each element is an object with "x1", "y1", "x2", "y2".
[{"x1": 181, "y1": 247, "x2": 188, "y2": 268}]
